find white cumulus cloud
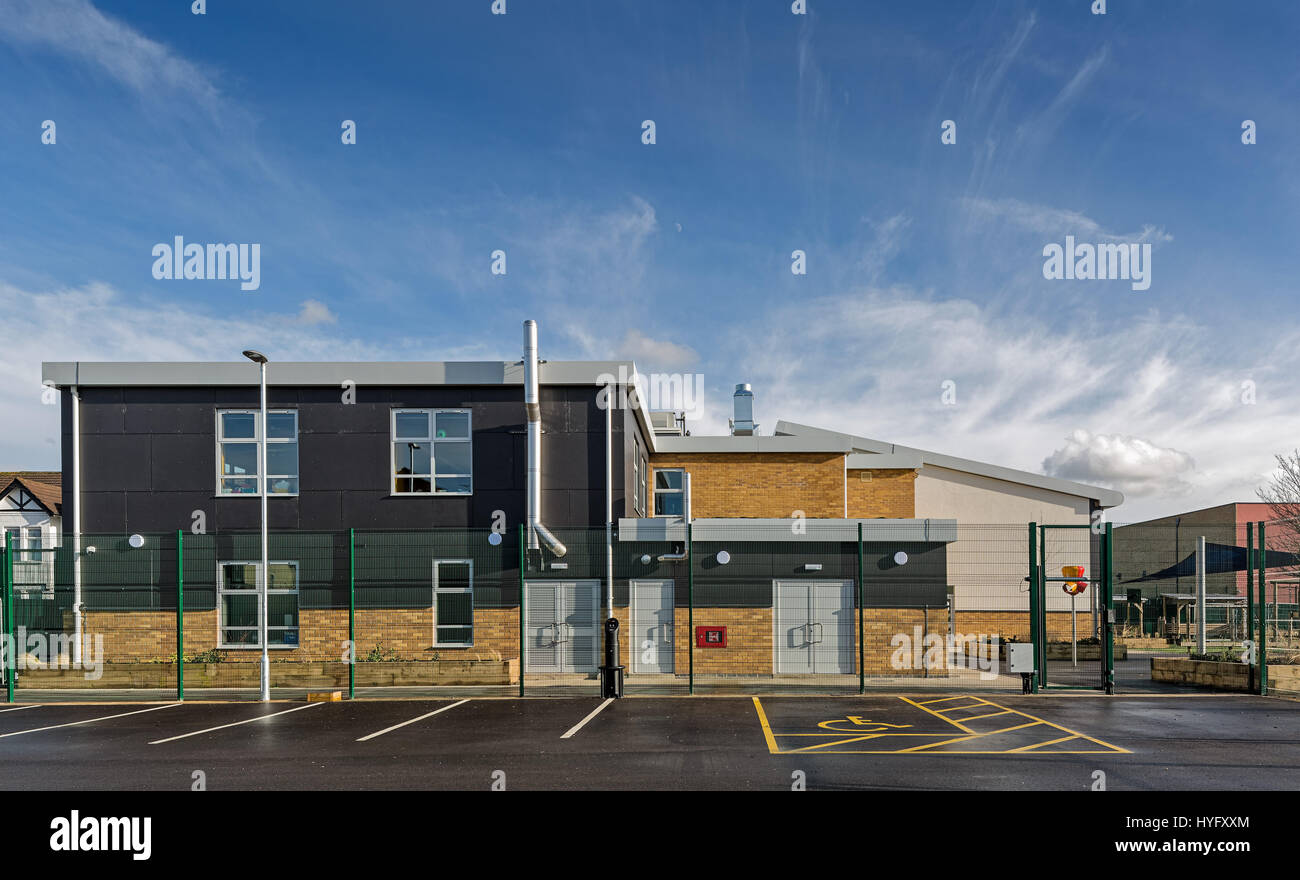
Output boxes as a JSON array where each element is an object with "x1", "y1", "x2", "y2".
[{"x1": 1043, "y1": 430, "x2": 1196, "y2": 497}]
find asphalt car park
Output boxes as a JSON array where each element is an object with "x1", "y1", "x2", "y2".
[{"x1": 0, "y1": 694, "x2": 1297, "y2": 791}]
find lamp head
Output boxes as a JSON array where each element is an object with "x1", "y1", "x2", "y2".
[{"x1": 242, "y1": 350, "x2": 268, "y2": 364}]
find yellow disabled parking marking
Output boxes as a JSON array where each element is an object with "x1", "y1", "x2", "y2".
[{"x1": 753, "y1": 696, "x2": 1130, "y2": 756}]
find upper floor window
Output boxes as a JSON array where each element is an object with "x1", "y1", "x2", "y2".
[
  {"x1": 631, "y1": 438, "x2": 645, "y2": 516},
  {"x1": 392, "y1": 409, "x2": 472, "y2": 495},
  {"x1": 217, "y1": 410, "x2": 299, "y2": 496},
  {"x1": 654, "y1": 468, "x2": 685, "y2": 516}
]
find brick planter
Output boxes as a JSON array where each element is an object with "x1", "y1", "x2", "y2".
[
  {"x1": 997, "y1": 643, "x2": 1126, "y2": 661},
  {"x1": 1150, "y1": 657, "x2": 1252, "y2": 691}
]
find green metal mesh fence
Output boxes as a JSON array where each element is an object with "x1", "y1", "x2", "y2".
[{"x1": 2, "y1": 520, "x2": 1293, "y2": 701}]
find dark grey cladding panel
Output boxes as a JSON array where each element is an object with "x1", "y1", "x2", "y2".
[
  {"x1": 149, "y1": 434, "x2": 213, "y2": 492},
  {"x1": 472, "y1": 434, "x2": 517, "y2": 491},
  {"x1": 80, "y1": 492, "x2": 126, "y2": 530},
  {"x1": 542, "y1": 432, "x2": 596, "y2": 489},
  {"x1": 122, "y1": 387, "x2": 217, "y2": 434},
  {"x1": 341, "y1": 492, "x2": 431, "y2": 529},
  {"x1": 470, "y1": 401, "x2": 525, "y2": 433},
  {"x1": 296, "y1": 491, "x2": 345, "y2": 531},
  {"x1": 299, "y1": 433, "x2": 388, "y2": 491},
  {"x1": 80, "y1": 393, "x2": 126, "y2": 434},
  {"x1": 468, "y1": 492, "x2": 524, "y2": 530},
  {"x1": 211, "y1": 496, "x2": 293, "y2": 531},
  {"x1": 125, "y1": 491, "x2": 210, "y2": 534},
  {"x1": 429, "y1": 497, "x2": 473, "y2": 527},
  {"x1": 83, "y1": 435, "x2": 151, "y2": 491}
]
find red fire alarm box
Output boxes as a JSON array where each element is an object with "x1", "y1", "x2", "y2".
[{"x1": 695, "y1": 626, "x2": 727, "y2": 647}]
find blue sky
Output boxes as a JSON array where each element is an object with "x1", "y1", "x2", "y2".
[{"x1": 2, "y1": 0, "x2": 1298, "y2": 521}]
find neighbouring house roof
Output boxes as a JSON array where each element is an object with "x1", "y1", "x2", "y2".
[
  {"x1": 0, "y1": 473, "x2": 62, "y2": 515},
  {"x1": 774, "y1": 420, "x2": 1125, "y2": 508}
]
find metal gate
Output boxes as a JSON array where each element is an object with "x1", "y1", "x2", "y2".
[
  {"x1": 774, "y1": 580, "x2": 855, "y2": 675},
  {"x1": 1029, "y1": 523, "x2": 1114, "y2": 693},
  {"x1": 524, "y1": 580, "x2": 600, "y2": 673}
]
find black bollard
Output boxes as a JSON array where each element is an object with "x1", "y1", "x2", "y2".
[{"x1": 599, "y1": 617, "x2": 625, "y2": 698}]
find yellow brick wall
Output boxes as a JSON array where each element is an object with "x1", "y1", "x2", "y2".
[
  {"x1": 846, "y1": 468, "x2": 917, "y2": 518},
  {"x1": 955, "y1": 610, "x2": 1092, "y2": 642},
  {"x1": 79, "y1": 607, "x2": 521, "y2": 663},
  {"x1": 648, "y1": 454, "x2": 845, "y2": 518}
]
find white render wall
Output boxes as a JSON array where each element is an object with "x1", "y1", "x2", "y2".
[{"x1": 913, "y1": 465, "x2": 1103, "y2": 613}]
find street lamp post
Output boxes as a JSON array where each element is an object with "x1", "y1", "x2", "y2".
[{"x1": 243, "y1": 350, "x2": 270, "y2": 702}]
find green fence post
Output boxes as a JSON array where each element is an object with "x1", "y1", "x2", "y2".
[
  {"x1": 687, "y1": 522, "x2": 694, "y2": 696},
  {"x1": 1259, "y1": 522, "x2": 1268, "y2": 695},
  {"x1": 176, "y1": 530, "x2": 184, "y2": 701},
  {"x1": 1028, "y1": 522, "x2": 1039, "y2": 694},
  {"x1": 518, "y1": 523, "x2": 525, "y2": 698},
  {"x1": 1246, "y1": 523, "x2": 1255, "y2": 692},
  {"x1": 857, "y1": 522, "x2": 865, "y2": 695},
  {"x1": 3, "y1": 540, "x2": 12, "y2": 703},
  {"x1": 1104, "y1": 521, "x2": 1115, "y2": 694},
  {"x1": 349, "y1": 528, "x2": 356, "y2": 701}
]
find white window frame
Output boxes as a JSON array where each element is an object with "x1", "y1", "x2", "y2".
[
  {"x1": 390, "y1": 408, "x2": 473, "y2": 496},
  {"x1": 631, "y1": 437, "x2": 645, "y2": 516},
  {"x1": 216, "y1": 409, "x2": 299, "y2": 497},
  {"x1": 217, "y1": 560, "x2": 300, "y2": 649},
  {"x1": 6, "y1": 525, "x2": 53, "y2": 599},
  {"x1": 653, "y1": 467, "x2": 686, "y2": 517},
  {"x1": 432, "y1": 559, "x2": 474, "y2": 647}
]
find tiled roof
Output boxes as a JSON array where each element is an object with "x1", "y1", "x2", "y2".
[{"x1": 0, "y1": 472, "x2": 62, "y2": 515}]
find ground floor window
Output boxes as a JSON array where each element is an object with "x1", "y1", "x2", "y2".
[
  {"x1": 218, "y1": 561, "x2": 300, "y2": 648},
  {"x1": 433, "y1": 559, "x2": 473, "y2": 646}
]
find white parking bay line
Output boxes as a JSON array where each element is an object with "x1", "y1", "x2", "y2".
[
  {"x1": 356, "y1": 699, "x2": 469, "y2": 742},
  {"x1": 0, "y1": 705, "x2": 40, "y2": 714},
  {"x1": 0, "y1": 703, "x2": 180, "y2": 739},
  {"x1": 561, "y1": 698, "x2": 614, "y2": 739},
  {"x1": 149, "y1": 702, "x2": 323, "y2": 745}
]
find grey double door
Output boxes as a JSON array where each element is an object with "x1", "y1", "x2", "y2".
[
  {"x1": 525, "y1": 580, "x2": 600, "y2": 673},
  {"x1": 774, "y1": 581, "x2": 855, "y2": 674}
]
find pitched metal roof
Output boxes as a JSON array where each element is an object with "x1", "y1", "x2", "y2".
[{"x1": 775, "y1": 420, "x2": 1124, "y2": 508}]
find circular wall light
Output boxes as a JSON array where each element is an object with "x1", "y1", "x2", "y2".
[
  {"x1": 640, "y1": 554, "x2": 653, "y2": 565},
  {"x1": 128, "y1": 534, "x2": 146, "y2": 549},
  {"x1": 716, "y1": 550, "x2": 731, "y2": 565},
  {"x1": 893, "y1": 551, "x2": 908, "y2": 566},
  {"x1": 487, "y1": 532, "x2": 503, "y2": 546}
]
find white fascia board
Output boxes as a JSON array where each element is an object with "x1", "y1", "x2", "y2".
[
  {"x1": 652, "y1": 435, "x2": 854, "y2": 454},
  {"x1": 41, "y1": 360, "x2": 641, "y2": 388},
  {"x1": 776, "y1": 420, "x2": 1125, "y2": 508}
]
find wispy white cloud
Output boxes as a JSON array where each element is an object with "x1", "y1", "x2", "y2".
[
  {"x1": 614, "y1": 330, "x2": 698, "y2": 371},
  {"x1": 962, "y1": 197, "x2": 1173, "y2": 244},
  {"x1": 0, "y1": 0, "x2": 223, "y2": 113},
  {"x1": 699, "y1": 285, "x2": 1300, "y2": 521}
]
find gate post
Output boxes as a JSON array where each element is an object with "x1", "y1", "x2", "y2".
[
  {"x1": 687, "y1": 522, "x2": 694, "y2": 696},
  {"x1": 1028, "y1": 522, "x2": 1039, "y2": 694},
  {"x1": 348, "y1": 528, "x2": 356, "y2": 701},
  {"x1": 1103, "y1": 521, "x2": 1115, "y2": 695},
  {"x1": 177, "y1": 530, "x2": 184, "y2": 702},
  {"x1": 857, "y1": 522, "x2": 865, "y2": 695},
  {"x1": 3, "y1": 541, "x2": 12, "y2": 703},
  {"x1": 1258, "y1": 522, "x2": 1268, "y2": 691},
  {"x1": 4, "y1": 532, "x2": 14, "y2": 702}
]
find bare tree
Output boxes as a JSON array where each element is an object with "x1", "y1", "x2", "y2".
[{"x1": 1257, "y1": 451, "x2": 1300, "y2": 604}]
